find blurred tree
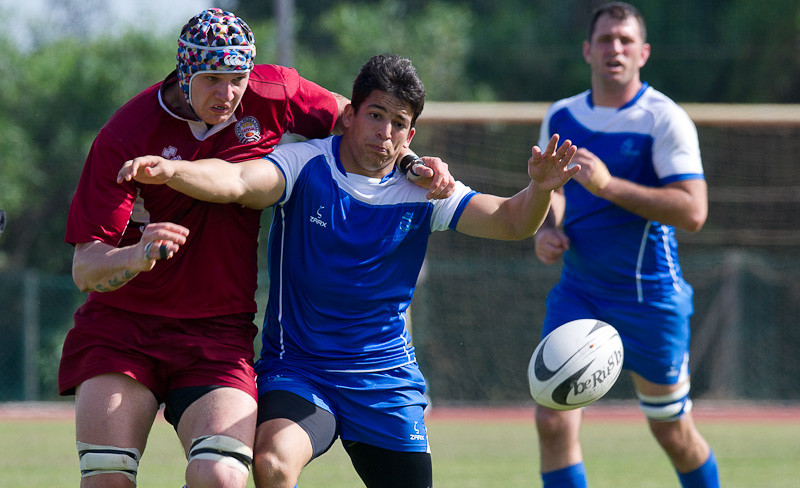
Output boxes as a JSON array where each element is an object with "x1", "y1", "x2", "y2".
[
  {"x1": 0, "y1": 33, "x2": 175, "y2": 273},
  {"x1": 1, "y1": 0, "x2": 798, "y2": 274}
]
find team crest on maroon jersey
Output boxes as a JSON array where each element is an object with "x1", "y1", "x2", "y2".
[
  {"x1": 161, "y1": 145, "x2": 180, "y2": 160},
  {"x1": 235, "y1": 116, "x2": 261, "y2": 143}
]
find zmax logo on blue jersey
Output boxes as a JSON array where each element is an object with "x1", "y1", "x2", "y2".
[
  {"x1": 309, "y1": 205, "x2": 327, "y2": 228},
  {"x1": 409, "y1": 421, "x2": 426, "y2": 441}
]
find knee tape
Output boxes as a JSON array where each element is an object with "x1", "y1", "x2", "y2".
[
  {"x1": 77, "y1": 441, "x2": 141, "y2": 484},
  {"x1": 637, "y1": 381, "x2": 693, "y2": 422},
  {"x1": 188, "y1": 435, "x2": 253, "y2": 475}
]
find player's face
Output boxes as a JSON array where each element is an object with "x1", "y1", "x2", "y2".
[
  {"x1": 340, "y1": 90, "x2": 415, "y2": 177},
  {"x1": 583, "y1": 14, "x2": 650, "y2": 89},
  {"x1": 190, "y1": 72, "x2": 250, "y2": 125}
]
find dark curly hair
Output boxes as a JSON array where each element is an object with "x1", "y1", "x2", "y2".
[{"x1": 351, "y1": 54, "x2": 426, "y2": 127}]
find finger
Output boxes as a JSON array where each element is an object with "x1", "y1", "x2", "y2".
[
  {"x1": 547, "y1": 134, "x2": 560, "y2": 155},
  {"x1": 563, "y1": 144, "x2": 578, "y2": 169},
  {"x1": 116, "y1": 160, "x2": 135, "y2": 183},
  {"x1": 555, "y1": 139, "x2": 574, "y2": 159},
  {"x1": 412, "y1": 163, "x2": 434, "y2": 179},
  {"x1": 143, "y1": 241, "x2": 154, "y2": 260}
]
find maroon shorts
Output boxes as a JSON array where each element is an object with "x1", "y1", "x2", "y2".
[{"x1": 58, "y1": 300, "x2": 258, "y2": 403}]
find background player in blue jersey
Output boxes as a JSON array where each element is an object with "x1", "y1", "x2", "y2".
[
  {"x1": 118, "y1": 54, "x2": 579, "y2": 488},
  {"x1": 533, "y1": 3, "x2": 719, "y2": 488}
]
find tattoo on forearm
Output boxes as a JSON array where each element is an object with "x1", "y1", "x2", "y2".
[{"x1": 93, "y1": 269, "x2": 138, "y2": 292}]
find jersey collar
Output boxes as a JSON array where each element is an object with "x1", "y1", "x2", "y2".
[{"x1": 586, "y1": 82, "x2": 650, "y2": 110}]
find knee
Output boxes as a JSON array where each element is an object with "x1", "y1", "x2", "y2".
[
  {"x1": 187, "y1": 460, "x2": 249, "y2": 488},
  {"x1": 186, "y1": 435, "x2": 253, "y2": 488},
  {"x1": 252, "y1": 450, "x2": 298, "y2": 487},
  {"x1": 77, "y1": 441, "x2": 141, "y2": 487},
  {"x1": 535, "y1": 406, "x2": 581, "y2": 443},
  {"x1": 647, "y1": 418, "x2": 700, "y2": 457}
]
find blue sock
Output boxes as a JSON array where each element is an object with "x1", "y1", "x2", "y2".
[
  {"x1": 541, "y1": 462, "x2": 588, "y2": 488},
  {"x1": 678, "y1": 450, "x2": 720, "y2": 488}
]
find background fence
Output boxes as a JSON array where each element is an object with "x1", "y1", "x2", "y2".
[{"x1": 1, "y1": 104, "x2": 799, "y2": 404}]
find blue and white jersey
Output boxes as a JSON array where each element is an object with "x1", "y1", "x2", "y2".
[
  {"x1": 260, "y1": 135, "x2": 476, "y2": 372},
  {"x1": 538, "y1": 83, "x2": 704, "y2": 301}
]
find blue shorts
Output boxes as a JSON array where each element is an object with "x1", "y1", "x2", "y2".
[
  {"x1": 542, "y1": 279, "x2": 693, "y2": 385},
  {"x1": 256, "y1": 360, "x2": 429, "y2": 452}
]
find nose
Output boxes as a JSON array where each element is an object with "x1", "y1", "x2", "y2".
[
  {"x1": 376, "y1": 120, "x2": 392, "y2": 140},
  {"x1": 215, "y1": 82, "x2": 236, "y2": 101}
]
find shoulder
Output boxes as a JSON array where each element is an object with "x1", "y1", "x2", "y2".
[
  {"x1": 269, "y1": 136, "x2": 334, "y2": 166},
  {"x1": 98, "y1": 81, "x2": 166, "y2": 150},
  {"x1": 637, "y1": 87, "x2": 695, "y2": 128},
  {"x1": 545, "y1": 91, "x2": 589, "y2": 120}
]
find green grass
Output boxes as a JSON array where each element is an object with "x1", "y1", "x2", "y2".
[{"x1": 2, "y1": 414, "x2": 798, "y2": 487}]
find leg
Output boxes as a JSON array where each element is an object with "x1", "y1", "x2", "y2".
[
  {"x1": 632, "y1": 373, "x2": 719, "y2": 487},
  {"x1": 535, "y1": 405, "x2": 584, "y2": 472},
  {"x1": 75, "y1": 373, "x2": 160, "y2": 488},
  {"x1": 344, "y1": 441, "x2": 432, "y2": 488},
  {"x1": 252, "y1": 390, "x2": 337, "y2": 488},
  {"x1": 176, "y1": 386, "x2": 257, "y2": 488}
]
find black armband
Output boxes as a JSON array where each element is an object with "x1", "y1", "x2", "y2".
[{"x1": 399, "y1": 152, "x2": 423, "y2": 178}]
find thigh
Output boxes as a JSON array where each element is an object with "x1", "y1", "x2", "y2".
[
  {"x1": 258, "y1": 389, "x2": 337, "y2": 459},
  {"x1": 176, "y1": 386, "x2": 257, "y2": 454},
  {"x1": 542, "y1": 282, "x2": 598, "y2": 337},
  {"x1": 75, "y1": 373, "x2": 160, "y2": 452},
  {"x1": 604, "y1": 299, "x2": 692, "y2": 385},
  {"x1": 344, "y1": 442, "x2": 432, "y2": 488},
  {"x1": 331, "y1": 366, "x2": 429, "y2": 453}
]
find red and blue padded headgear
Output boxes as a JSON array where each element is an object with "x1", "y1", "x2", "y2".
[{"x1": 176, "y1": 8, "x2": 256, "y2": 107}]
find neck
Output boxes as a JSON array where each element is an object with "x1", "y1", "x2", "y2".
[
  {"x1": 163, "y1": 81, "x2": 198, "y2": 120},
  {"x1": 591, "y1": 79, "x2": 643, "y2": 108}
]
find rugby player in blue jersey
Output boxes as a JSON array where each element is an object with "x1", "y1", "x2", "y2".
[
  {"x1": 533, "y1": 3, "x2": 719, "y2": 488},
  {"x1": 118, "y1": 53, "x2": 578, "y2": 488}
]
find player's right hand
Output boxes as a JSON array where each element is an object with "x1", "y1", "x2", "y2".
[
  {"x1": 117, "y1": 156, "x2": 175, "y2": 185},
  {"x1": 534, "y1": 228, "x2": 569, "y2": 264},
  {"x1": 138, "y1": 222, "x2": 190, "y2": 270},
  {"x1": 417, "y1": 156, "x2": 456, "y2": 200}
]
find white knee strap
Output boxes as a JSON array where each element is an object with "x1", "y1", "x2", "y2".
[
  {"x1": 637, "y1": 381, "x2": 693, "y2": 422},
  {"x1": 188, "y1": 435, "x2": 253, "y2": 475},
  {"x1": 77, "y1": 441, "x2": 141, "y2": 484}
]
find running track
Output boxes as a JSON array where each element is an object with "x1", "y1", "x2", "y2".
[{"x1": 2, "y1": 401, "x2": 799, "y2": 423}]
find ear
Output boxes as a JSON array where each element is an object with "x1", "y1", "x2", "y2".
[
  {"x1": 342, "y1": 103, "x2": 355, "y2": 129},
  {"x1": 582, "y1": 40, "x2": 591, "y2": 63},
  {"x1": 639, "y1": 42, "x2": 651, "y2": 68},
  {"x1": 404, "y1": 126, "x2": 416, "y2": 149}
]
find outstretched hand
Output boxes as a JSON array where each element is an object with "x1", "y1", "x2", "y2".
[
  {"x1": 414, "y1": 156, "x2": 456, "y2": 200},
  {"x1": 117, "y1": 156, "x2": 175, "y2": 185},
  {"x1": 528, "y1": 134, "x2": 580, "y2": 191}
]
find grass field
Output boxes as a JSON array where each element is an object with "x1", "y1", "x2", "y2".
[{"x1": 1, "y1": 403, "x2": 799, "y2": 487}]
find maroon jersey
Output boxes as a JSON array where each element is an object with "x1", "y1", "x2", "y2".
[{"x1": 65, "y1": 65, "x2": 338, "y2": 318}]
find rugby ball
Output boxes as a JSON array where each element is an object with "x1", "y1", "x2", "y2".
[{"x1": 528, "y1": 319, "x2": 624, "y2": 410}]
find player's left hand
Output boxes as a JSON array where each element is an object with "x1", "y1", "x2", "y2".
[
  {"x1": 410, "y1": 156, "x2": 456, "y2": 200},
  {"x1": 570, "y1": 148, "x2": 612, "y2": 194},
  {"x1": 116, "y1": 156, "x2": 175, "y2": 185},
  {"x1": 529, "y1": 134, "x2": 579, "y2": 191}
]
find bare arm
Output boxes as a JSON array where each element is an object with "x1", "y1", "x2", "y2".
[
  {"x1": 72, "y1": 222, "x2": 189, "y2": 292},
  {"x1": 456, "y1": 135, "x2": 579, "y2": 240},
  {"x1": 331, "y1": 92, "x2": 349, "y2": 135},
  {"x1": 533, "y1": 190, "x2": 571, "y2": 264},
  {"x1": 117, "y1": 156, "x2": 286, "y2": 210},
  {"x1": 571, "y1": 148, "x2": 707, "y2": 232}
]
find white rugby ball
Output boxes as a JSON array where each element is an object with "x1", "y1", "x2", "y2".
[{"x1": 528, "y1": 319, "x2": 624, "y2": 410}]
